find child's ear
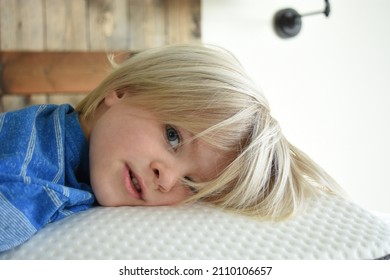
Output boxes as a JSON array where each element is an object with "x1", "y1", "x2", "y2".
[{"x1": 103, "y1": 90, "x2": 125, "y2": 107}]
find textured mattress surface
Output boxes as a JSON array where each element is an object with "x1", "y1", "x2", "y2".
[{"x1": 1, "y1": 195, "x2": 390, "y2": 259}]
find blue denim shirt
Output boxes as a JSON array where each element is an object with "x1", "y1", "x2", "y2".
[{"x1": 0, "y1": 104, "x2": 95, "y2": 252}]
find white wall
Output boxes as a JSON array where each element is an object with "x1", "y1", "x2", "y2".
[{"x1": 202, "y1": 0, "x2": 390, "y2": 213}]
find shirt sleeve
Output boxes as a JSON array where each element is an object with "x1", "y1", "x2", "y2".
[{"x1": 0, "y1": 174, "x2": 94, "y2": 252}]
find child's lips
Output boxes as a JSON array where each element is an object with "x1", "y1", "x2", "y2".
[{"x1": 123, "y1": 165, "x2": 144, "y2": 200}]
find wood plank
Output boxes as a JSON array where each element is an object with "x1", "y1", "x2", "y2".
[
  {"x1": 0, "y1": 52, "x2": 112, "y2": 94},
  {"x1": 45, "y1": 0, "x2": 88, "y2": 50},
  {"x1": 48, "y1": 94, "x2": 86, "y2": 107},
  {"x1": 128, "y1": 0, "x2": 166, "y2": 50},
  {"x1": 88, "y1": 0, "x2": 128, "y2": 50},
  {"x1": 0, "y1": 0, "x2": 45, "y2": 50},
  {"x1": 1, "y1": 95, "x2": 30, "y2": 112},
  {"x1": 165, "y1": 0, "x2": 201, "y2": 44}
]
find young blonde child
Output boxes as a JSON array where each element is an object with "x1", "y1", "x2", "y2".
[{"x1": 0, "y1": 44, "x2": 342, "y2": 252}]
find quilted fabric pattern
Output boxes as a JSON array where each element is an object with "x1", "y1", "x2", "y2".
[{"x1": 1, "y1": 195, "x2": 389, "y2": 259}]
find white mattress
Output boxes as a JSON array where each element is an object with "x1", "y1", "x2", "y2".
[{"x1": 1, "y1": 194, "x2": 389, "y2": 259}]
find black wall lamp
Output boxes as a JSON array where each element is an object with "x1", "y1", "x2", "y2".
[{"x1": 274, "y1": 0, "x2": 331, "y2": 39}]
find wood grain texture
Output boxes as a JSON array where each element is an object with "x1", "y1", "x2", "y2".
[
  {"x1": 0, "y1": 0, "x2": 45, "y2": 50},
  {"x1": 0, "y1": 52, "x2": 112, "y2": 94},
  {"x1": 166, "y1": 0, "x2": 201, "y2": 44},
  {"x1": 0, "y1": 0, "x2": 201, "y2": 111},
  {"x1": 45, "y1": 0, "x2": 89, "y2": 50},
  {"x1": 88, "y1": 0, "x2": 129, "y2": 50},
  {"x1": 128, "y1": 0, "x2": 166, "y2": 50}
]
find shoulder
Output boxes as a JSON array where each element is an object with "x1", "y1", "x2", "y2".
[
  {"x1": 0, "y1": 104, "x2": 75, "y2": 124},
  {"x1": 0, "y1": 104, "x2": 75, "y2": 142},
  {"x1": 0, "y1": 104, "x2": 77, "y2": 162}
]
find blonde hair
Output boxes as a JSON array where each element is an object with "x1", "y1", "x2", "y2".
[{"x1": 76, "y1": 44, "x2": 343, "y2": 220}]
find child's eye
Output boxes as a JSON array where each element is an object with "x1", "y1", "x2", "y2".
[{"x1": 166, "y1": 125, "x2": 181, "y2": 150}]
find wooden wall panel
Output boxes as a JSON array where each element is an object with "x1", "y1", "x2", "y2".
[
  {"x1": 0, "y1": 0, "x2": 200, "y2": 52},
  {"x1": 0, "y1": 0, "x2": 201, "y2": 111},
  {"x1": 0, "y1": 52, "x2": 111, "y2": 94},
  {"x1": 128, "y1": 0, "x2": 166, "y2": 50},
  {"x1": 0, "y1": 0, "x2": 45, "y2": 50},
  {"x1": 45, "y1": 0, "x2": 89, "y2": 50},
  {"x1": 88, "y1": 0, "x2": 129, "y2": 50},
  {"x1": 166, "y1": 0, "x2": 201, "y2": 44}
]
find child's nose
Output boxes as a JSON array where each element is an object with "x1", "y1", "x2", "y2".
[{"x1": 151, "y1": 162, "x2": 181, "y2": 192}]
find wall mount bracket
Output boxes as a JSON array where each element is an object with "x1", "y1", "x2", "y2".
[{"x1": 273, "y1": 0, "x2": 330, "y2": 39}]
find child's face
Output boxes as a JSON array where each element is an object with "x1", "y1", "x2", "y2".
[{"x1": 86, "y1": 91, "x2": 229, "y2": 207}]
